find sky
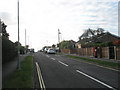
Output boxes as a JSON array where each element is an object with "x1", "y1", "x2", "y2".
[{"x1": 0, "y1": 0, "x2": 119, "y2": 51}]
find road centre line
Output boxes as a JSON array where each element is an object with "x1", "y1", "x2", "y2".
[
  {"x1": 76, "y1": 70, "x2": 116, "y2": 90},
  {"x1": 51, "y1": 58, "x2": 56, "y2": 60},
  {"x1": 36, "y1": 62, "x2": 46, "y2": 90},
  {"x1": 46, "y1": 55, "x2": 50, "y2": 58},
  {"x1": 58, "y1": 61, "x2": 68, "y2": 67}
]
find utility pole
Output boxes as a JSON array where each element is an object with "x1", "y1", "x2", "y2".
[
  {"x1": 0, "y1": 18, "x2": 2, "y2": 90},
  {"x1": 58, "y1": 29, "x2": 61, "y2": 43},
  {"x1": 118, "y1": 1, "x2": 120, "y2": 37},
  {"x1": 25, "y1": 29, "x2": 26, "y2": 47},
  {"x1": 17, "y1": 0, "x2": 20, "y2": 70},
  {"x1": 25, "y1": 29, "x2": 26, "y2": 54},
  {"x1": 58, "y1": 29, "x2": 61, "y2": 52},
  {"x1": 0, "y1": 19, "x2": 1, "y2": 32}
]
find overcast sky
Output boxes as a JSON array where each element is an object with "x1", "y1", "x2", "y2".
[{"x1": 0, "y1": 0, "x2": 119, "y2": 51}]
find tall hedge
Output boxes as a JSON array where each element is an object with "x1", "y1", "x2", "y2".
[{"x1": 2, "y1": 36, "x2": 18, "y2": 64}]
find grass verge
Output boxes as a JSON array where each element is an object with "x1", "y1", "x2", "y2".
[
  {"x1": 66, "y1": 55, "x2": 120, "y2": 70},
  {"x1": 3, "y1": 56, "x2": 34, "y2": 88}
]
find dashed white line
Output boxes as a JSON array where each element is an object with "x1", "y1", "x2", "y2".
[
  {"x1": 46, "y1": 55, "x2": 50, "y2": 58},
  {"x1": 51, "y1": 58, "x2": 56, "y2": 60},
  {"x1": 58, "y1": 61, "x2": 68, "y2": 67},
  {"x1": 76, "y1": 70, "x2": 116, "y2": 90}
]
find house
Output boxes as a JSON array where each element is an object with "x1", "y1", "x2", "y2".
[
  {"x1": 78, "y1": 28, "x2": 120, "y2": 47},
  {"x1": 75, "y1": 42, "x2": 82, "y2": 48}
]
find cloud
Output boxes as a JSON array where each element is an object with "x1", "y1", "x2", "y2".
[
  {"x1": 0, "y1": 12, "x2": 17, "y2": 25},
  {"x1": 0, "y1": 0, "x2": 119, "y2": 50}
]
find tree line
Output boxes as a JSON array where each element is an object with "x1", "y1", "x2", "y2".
[{"x1": 1, "y1": 20, "x2": 28, "y2": 64}]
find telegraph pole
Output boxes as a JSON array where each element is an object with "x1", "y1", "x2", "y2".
[
  {"x1": 17, "y1": 0, "x2": 20, "y2": 70},
  {"x1": 25, "y1": 29, "x2": 26, "y2": 47},
  {"x1": 58, "y1": 29, "x2": 60, "y2": 43},
  {"x1": 58, "y1": 29, "x2": 61, "y2": 52},
  {"x1": 25, "y1": 29, "x2": 27, "y2": 54}
]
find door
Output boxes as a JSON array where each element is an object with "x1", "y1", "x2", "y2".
[{"x1": 109, "y1": 47, "x2": 115, "y2": 59}]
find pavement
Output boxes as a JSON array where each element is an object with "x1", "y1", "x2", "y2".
[
  {"x1": 34, "y1": 52, "x2": 120, "y2": 89},
  {"x1": 2, "y1": 53, "x2": 30, "y2": 86},
  {"x1": 61, "y1": 53, "x2": 120, "y2": 63}
]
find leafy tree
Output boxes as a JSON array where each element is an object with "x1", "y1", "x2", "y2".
[
  {"x1": 52, "y1": 44, "x2": 56, "y2": 48},
  {"x1": 1, "y1": 22, "x2": 9, "y2": 39},
  {"x1": 20, "y1": 46, "x2": 25, "y2": 54},
  {"x1": 59, "y1": 40, "x2": 75, "y2": 49}
]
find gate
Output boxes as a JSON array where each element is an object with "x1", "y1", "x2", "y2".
[{"x1": 109, "y1": 46, "x2": 115, "y2": 59}]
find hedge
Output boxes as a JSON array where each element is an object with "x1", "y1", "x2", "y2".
[{"x1": 2, "y1": 36, "x2": 18, "y2": 64}]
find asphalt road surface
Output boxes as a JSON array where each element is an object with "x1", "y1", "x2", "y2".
[{"x1": 34, "y1": 52, "x2": 120, "y2": 89}]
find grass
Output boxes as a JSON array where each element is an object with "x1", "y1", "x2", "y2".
[
  {"x1": 3, "y1": 56, "x2": 34, "y2": 88},
  {"x1": 66, "y1": 55, "x2": 120, "y2": 70}
]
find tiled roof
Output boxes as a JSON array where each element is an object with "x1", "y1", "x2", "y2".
[{"x1": 78, "y1": 32, "x2": 120, "y2": 44}]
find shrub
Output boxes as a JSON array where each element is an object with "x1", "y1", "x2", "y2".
[{"x1": 2, "y1": 36, "x2": 18, "y2": 64}]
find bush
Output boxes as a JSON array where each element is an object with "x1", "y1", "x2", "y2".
[{"x1": 2, "y1": 36, "x2": 18, "y2": 64}]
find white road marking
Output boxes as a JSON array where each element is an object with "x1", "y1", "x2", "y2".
[
  {"x1": 58, "y1": 61, "x2": 68, "y2": 67},
  {"x1": 76, "y1": 70, "x2": 116, "y2": 90},
  {"x1": 36, "y1": 62, "x2": 46, "y2": 90},
  {"x1": 51, "y1": 58, "x2": 56, "y2": 60},
  {"x1": 91, "y1": 64, "x2": 119, "y2": 72},
  {"x1": 46, "y1": 55, "x2": 50, "y2": 58},
  {"x1": 76, "y1": 59, "x2": 119, "y2": 72},
  {"x1": 69, "y1": 57, "x2": 119, "y2": 72}
]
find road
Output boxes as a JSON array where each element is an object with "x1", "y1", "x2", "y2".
[{"x1": 34, "y1": 52, "x2": 119, "y2": 89}]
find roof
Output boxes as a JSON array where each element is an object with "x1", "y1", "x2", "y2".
[{"x1": 78, "y1": 32, "x2": 120, "y2": 44}]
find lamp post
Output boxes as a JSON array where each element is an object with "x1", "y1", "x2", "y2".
[
  {"x1": 58, "y1": 29, "x2": 61, "y2": 52},
  {"x1": 17, "y1": 0, "x2": 20, "y2": 70},
  {"x1": 25, "y1": 29, "x2": 26, "y2": 53},
  {"x1": 58, "y1": 29, "x2": 61, "y2": 43}
]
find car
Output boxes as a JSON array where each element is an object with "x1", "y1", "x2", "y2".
[
  {"x1": 47, "y1": 48, "x2": 56, "y2": 54},
  {"x1": 44, "y1": 48, "x2": 48, "y2": 53}
]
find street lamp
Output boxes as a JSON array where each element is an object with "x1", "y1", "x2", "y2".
[
  {"x1": 58, "y1": 29, "x2": 61, "y2": 52},
  {"x1": 17, "y1": 0, "x2": 20, "y2": 70}
]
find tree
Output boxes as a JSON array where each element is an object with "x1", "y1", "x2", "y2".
[
  {"x1": 1, "y1": 22, "x2": 9, "y2": 39},
  {"x1": 59, "y1": 40, "x2": 76, "y2": 49},
  {"x1": 14, "y1": 41, "x2": 22, "y2": 47},
  {"x1": 52, "y1": 44, "x2": 56, "y2": 48}
]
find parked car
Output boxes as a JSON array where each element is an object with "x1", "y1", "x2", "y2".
[
  {"x1": 44, "y1": 48, "x2": 48, "y2": 53},
  {"x1": 47, "y1": 48, "x2": 56, "y2": 54}
]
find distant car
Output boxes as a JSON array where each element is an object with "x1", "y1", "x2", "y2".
[
  {"x1": 47, "y1": 48, "x2": 56, "y2": 54},
  {"x1": 44, "y1": 48, "x2": 48, "y2": 53}
]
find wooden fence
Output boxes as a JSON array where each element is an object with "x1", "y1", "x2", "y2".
[{"x1": 61, "y1": 46, "x2": 120, "y2": 60}]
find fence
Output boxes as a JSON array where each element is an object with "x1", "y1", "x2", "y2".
[{"x1": 61, "y1": 46, "x2": 120, "y2": 60}]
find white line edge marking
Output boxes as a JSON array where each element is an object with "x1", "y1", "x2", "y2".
[
  {"x1": 51, "y1": 58, "x2": 55, "y2": 60},
  {"x1": 92, "y1": 64, "x2": 119, "y2": 72},
  {"x1": 36, "y1": 62, "x2": 46, "y2": 90},
  {"x1": 59, "y1": 61, "x2": 68, "y2": 67},
  {"x1": 80, "y1": 61, "x2": 119, "y2": 72},
  {"x1": 76, "y1": 70, "x2": 116, "y2": 90},
  {"x1": 69, "y1": 57, "x2": 119, "y2": 72}
]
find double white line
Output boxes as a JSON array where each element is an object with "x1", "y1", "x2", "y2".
[{"x1": 36, "y1": 62, "x2": 46, "y2": 90}]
